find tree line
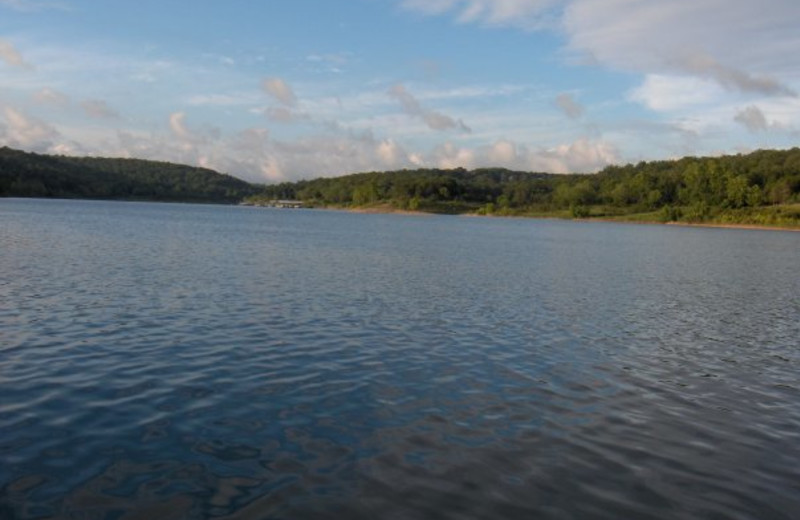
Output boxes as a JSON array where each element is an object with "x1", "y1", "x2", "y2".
[
  {"x1": 3, "y1": 144, "x2": 799, "y2": 225},
  {"x1": 248, "y1": 148, "x2": 800, "y2": 224},
  {"x1": 0, "y1": 147, "x2": 256, "y2": 203}
]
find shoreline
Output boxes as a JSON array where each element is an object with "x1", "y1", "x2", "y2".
[
  {"x1": 661, "y1": 221, "x2": 800, "y2": 232},
  {"x1": 320, "y1": 204, "x2": 800, "y2": 232},
  {"x1": 318, "y1": 204, "x2": 433, "y2": 216}
]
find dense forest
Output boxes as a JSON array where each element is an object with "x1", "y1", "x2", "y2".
[
  {"x1": 249, "y1": 148, "x2": 800, "y2": 226},
  {"x1": 3, "y1": 145, "x2": 800, "y2": 226},
  {"x1": 0, "y1": 147, "x2": 257, "y2": 203}
]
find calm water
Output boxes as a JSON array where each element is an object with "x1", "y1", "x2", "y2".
[{"x1": 1, "y1": 198, "x2": 799, "y2": 519}]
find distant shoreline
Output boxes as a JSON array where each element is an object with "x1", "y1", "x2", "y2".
[{"x1": 322, "y1": 204, "x2": 800, "y2": 232}]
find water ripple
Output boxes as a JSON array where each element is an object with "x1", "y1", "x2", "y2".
[{"x1": 1, "y1": 199, "x2": 799, "y2": 519}]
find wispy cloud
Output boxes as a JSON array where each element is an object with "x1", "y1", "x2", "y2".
[
  {"x1": 401, "y1": 0, "x2": 561, "y2": 30},
  {"x1": 562, "y1": 0, "x2": 800, "y2": 96},
  {"x1": 388, "y1": 84, "x2": 471, "y2": 132},
  {"x1": 80, "y1": 99, "x2": 120, "y2": 119},
  {"x1": 0, "y1": 38, "x2": 32, "y2": 68},
  {"x1": 406, "y1": 0, "x2": 800, "y2": 99},
  {"x1": 262, "y1": 77, "x2": 297, "y2": 107},
  {"x1": 33, "y1": 87, "x2": 70, "y2": 107},
  {"x1": 676, "y1": 53, "x2": 796, "y2": 97},
  {"x1": 555, "y1": 92, "x2": 584, "y2": 118},
  {"x1": 0, "y1": 0, "x2": 67, "y2": 12},
  {"x1": 734, "y1": 106, "x2": 770, "y2": 133}
]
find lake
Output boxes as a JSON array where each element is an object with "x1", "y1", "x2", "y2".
[{"x1": 1, "y1": 198, "x2": 799, "y2": 519}]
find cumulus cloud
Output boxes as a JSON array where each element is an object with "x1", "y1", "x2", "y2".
[
  {"x1": 388, "y1": 84, "x2": 471, "y2": 132},
  {"x1": 80, "y1": 99, "x2": 120, "y2": 119},
  {"x1": 541, "y1": 137, "x2": 619, "y2": 173},
  {"x1": 734, "y1": 106, "x2": 770, "y2": 133},
  {"x1": 424, "y1": 137, "x2": 618, "y2": 173},
  {"x1": 555, "y1": 93, "x2": 584, "y2": 118},
  {"x1": 261, "y1": 77, "x2": 297, "y2": 107},
  {"x1": 0, "y1": 38, "x2": 31, "y2": 68},
  {"x1": 485, "y1": 137, "x2": 617, "y2": 173},
  {"x1": 1, "y1": 106, "x2": 60, "y2": 150}
]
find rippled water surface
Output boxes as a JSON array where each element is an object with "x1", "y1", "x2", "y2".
[{"x1": 2, "y1": 198, "x2": 799, "y2": 519}]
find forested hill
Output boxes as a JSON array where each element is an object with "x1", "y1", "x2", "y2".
[
  {"x1": 253, "y1": 167, "x2": 555, "y2": 212},
  {"x1": 3, "y1": 145, "x2": 800, "y2": 226},
  {"x1": 0, "y1": 147, "x2": 257, "y2": 203},
  {"x1": 248, "y1": 148, "x2": 800, "y2": 226}
]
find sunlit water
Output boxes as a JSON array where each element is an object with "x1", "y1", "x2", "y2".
[{"x1": 1, "y1": 198, "x2": 799, "y2": 519}]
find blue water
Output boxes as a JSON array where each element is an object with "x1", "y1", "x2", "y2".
[{"x1": 1, "y1": 198, "x2": 799, "y2": 519}]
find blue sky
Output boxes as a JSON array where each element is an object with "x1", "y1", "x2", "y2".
[{"x1": 1, "y1": 0, "x2": 799, "y2": 182}]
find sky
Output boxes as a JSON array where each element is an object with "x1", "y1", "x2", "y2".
[{"x1": 1, "y1": 0, "x2": 799, "y2": 183}]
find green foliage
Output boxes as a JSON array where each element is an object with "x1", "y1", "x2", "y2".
[
  {"x1": 659, "y1": 205, "x2": 682, "y2": 222},
  {"x1": 245, "y1": 147, "x2": 800, "y2": 225},
  {"x1": 0, "y1": 147, "x2": 257, "y2": 203},
  {"x1": 5, "y1": 144, "x2": 800, "y2": 227},
  {"x1": 570, "y1": 204, "x2": 590, "y2": 218}
]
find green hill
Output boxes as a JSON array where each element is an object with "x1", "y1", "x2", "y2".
[
  {"x1": 0, "y1": 147, "x2": 257, "y2": 203},
  {"x1": 247, "y1": 148, "x2": 800, "y2": 227},
  {"x1": 3, "y1": 145, "x2": 800, "y2": 227}
]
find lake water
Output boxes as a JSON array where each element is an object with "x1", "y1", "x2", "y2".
[{"x1": 1, "y1": 198, "x2": 799, "y2": 519}]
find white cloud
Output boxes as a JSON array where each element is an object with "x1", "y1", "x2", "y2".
[
  {"x1": 555, "y1": 92, "x2": 584, "y2": 118},
  {"x1": 629, "y1": 74, "x2": 723, "y2": 112},
  {"x1": 562, "y1": 0, "x2": 800, "y2": 96},
  {"x1": 405, "y1": 0, "x2": 800, "y2": 98},
  {"x1": 169, "y1": 112, "x2": 191, "y2": 140},
  {"x1": 401, "y1": 0, "x2": 561, "y2": 30},
  {"x1": 430, "y1": 141, "x2": 477, "y2": 169},
  {"x1": 376, "y1": 139, "x2": 404, "y2": 166},
  {"x1": 261, "y1": 77, "x2": 297, "y2": 107},
  {"x1": 423, "y1": 137, "x2": 618, "y2": 173},
  {"x1": 0, "y1": 38, "x2": 31, "y2": 68},
  {"x1": 1, "y1": 106, "x2": 60, "y2": 150},
  {"x1": 487, "y1": 139, "x2": 517, "y2": 164},
  {"x1": 543, "y1": 137, "x2": 618, "y2": 172},
  {"x1": 388, "y1": 84, "x2": 471, "y2": 132}
]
